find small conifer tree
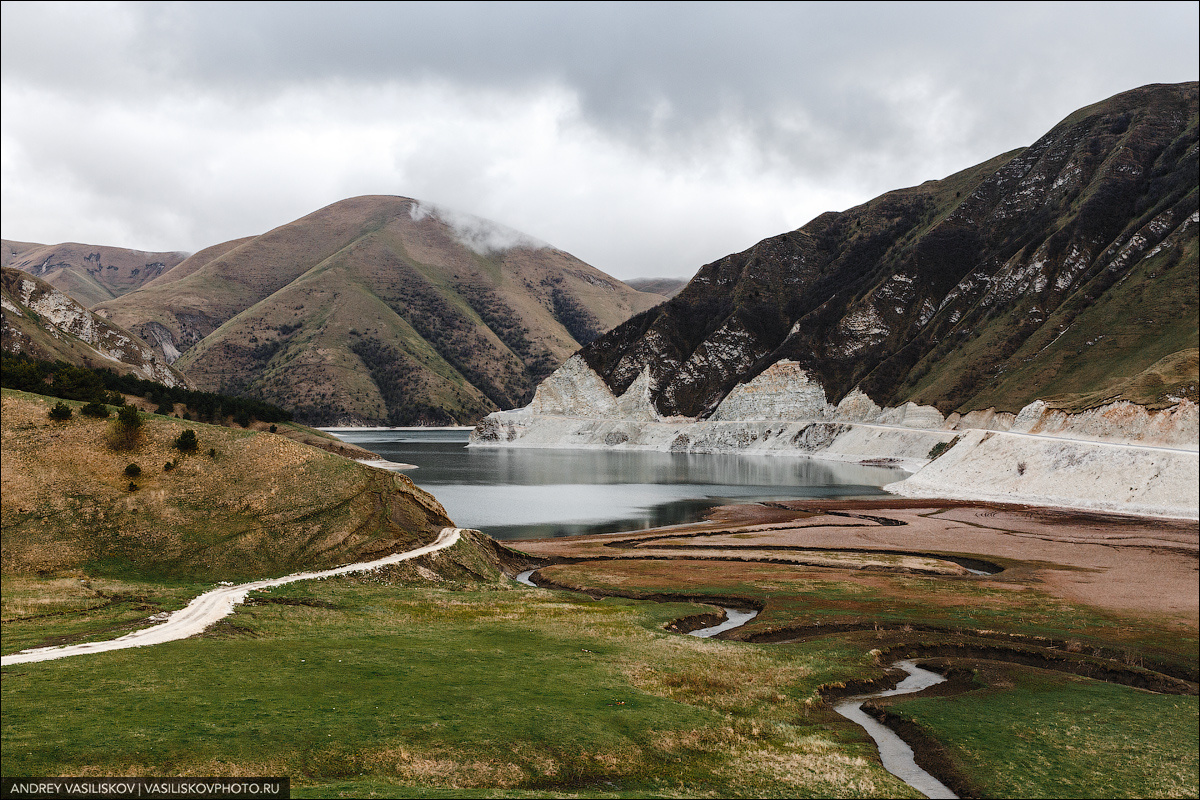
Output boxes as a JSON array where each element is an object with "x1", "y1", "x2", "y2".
[
  {"x1": 48, "y1": 401, "x2": 72, "y2": 420},
  {"x1": 174, "y1": 429, "x2": 199, "y2": 452}
]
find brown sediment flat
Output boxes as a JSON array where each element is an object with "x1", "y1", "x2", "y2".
[{"x1": 509, "y1": 499, "x2": 1199, "y2": 628}]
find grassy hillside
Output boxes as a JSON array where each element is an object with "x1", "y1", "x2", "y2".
[
  {"x1": 0, "y1": 389, "x2": 452, "y2": 583},
  {"x1": 96, "y1": 196, "x2": 665, "y2": 425}
]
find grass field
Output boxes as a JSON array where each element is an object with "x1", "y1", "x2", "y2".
[
  {"x1": 885, "y1": 664, "x2": 1199, "y2": 798},
  {"x1": 1, "y1": 559, "x2": 919, "y2": 798},
  {"x1": 4, "y1": 541, "x2": 1197, "y2": 797}
]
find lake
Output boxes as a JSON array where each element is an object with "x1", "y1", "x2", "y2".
[{"x1": 327, "y1": 429, "x2": 908, "y2": 540}]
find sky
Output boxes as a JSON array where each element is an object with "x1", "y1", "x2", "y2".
[{"x1": 2, "y1": 2, "x2": 1197, "y2": 280}]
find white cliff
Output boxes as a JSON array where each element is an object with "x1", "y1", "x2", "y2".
[
  {"x1": 472, "y1": 355, "x2": 1199, "y2": 519},
  {"x1": 1, "y1": 269, "x2": 187, "y2": 388}
]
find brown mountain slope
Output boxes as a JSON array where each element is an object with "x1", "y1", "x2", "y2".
[
  {"x1": 577, "y1": 82, "x2": 1198, "y2": 417},
  {"x1": 625, "y1": 278, "x2": 688, "y2": 298},
  {"x1": 1, "y1": 267, "x2": 187, "y2": 387},
  {"x1": 1, "y1": 240, "x2": 187, "y2": 308},
  {"x1": 97, "y1": 196, "x2": 665, "y2": 425}
]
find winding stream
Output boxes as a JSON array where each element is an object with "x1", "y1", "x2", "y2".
[
  {"x1": 833, "y1": 661, "x2": 956, "y2": 799},
  {"x1": 515, "y1": 568, "x2": 954, "y2": 798}
]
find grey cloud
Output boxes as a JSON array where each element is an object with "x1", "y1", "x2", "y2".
[{"x1": 1, "y1": 2, "x2": 1197, "y2": 278}]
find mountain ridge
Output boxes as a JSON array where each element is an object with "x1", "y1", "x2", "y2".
[
  {"x1": 2, "y1": 240, "x2": 188, "y2": 308},
  {"x1": 95, "y1": 196, "x2": 666, "y2": 425},
  {"x1": 571, "y1": 82, "x2": 1197, "y2": 418}
]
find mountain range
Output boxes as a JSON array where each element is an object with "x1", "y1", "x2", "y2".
[
  {"x1": 2, "y1": 240, "x2": 187, "y2": 308},
  {"x1": 4, "y1": 197, "x2": 665, "y2": 425}
]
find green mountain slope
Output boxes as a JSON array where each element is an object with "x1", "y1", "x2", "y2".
[
  {"x1": 96, "y1": 196, "x2": 665, "y2": 425},
  {"x1": 579, "y1": 82, "x2": 1198, "y2": 416}
]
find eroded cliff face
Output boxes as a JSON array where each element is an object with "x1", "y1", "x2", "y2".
[
  {"x1": 1, "y1": 268, "x2": 187, "y2": 387},
  {"x1": 476, "y1": 356, "x2": 1198, "y2": 450},
  {"x1": 472, "y1": 355, "x2": 1199, "y2": 517},
  {"x1": 576, "y1": 82, "x2": 1198, "y2": 419}
]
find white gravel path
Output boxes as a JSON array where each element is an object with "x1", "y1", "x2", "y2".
[{"x1": 1, "y1": 528, "x2": 463, "y2": 667}]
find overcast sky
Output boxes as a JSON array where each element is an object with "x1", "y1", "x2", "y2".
[{"x1": 2, "y1": 2, "x2": 1197, "y2": 279}]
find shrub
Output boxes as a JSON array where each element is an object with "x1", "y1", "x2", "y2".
[
  {"x1": 208, "y1": 448, "x2": 217, "y2": 457},
  {"x1": 117, "y1": 405, "x2": 143, "y2": 429},
  {"x1": 128, "y1": 482, "x2": 138, "y2": 492},
  {"x1": 124, "y1": 463, "x2": 142, "y2": 478},
  {"x1": 108, "y1": 405, "x2": 144, "y2": 451},
  {"x1": 269, "y1": 424, "x2": 277, "y2": 433},
  {"x1": 174, "y1": 430, "x2": 199, "y2": 452},
  {"x1": 927, "y1": 436, "x2": 961, "y2": 461},
  {"x1": 164, "y1": 461, "x2": 175, "y2": 472},
  {"x1": 48, "y1": 401, "x2": 72, "y2": 421},
  {"x1": 81, "y1": 401, "x2": 110, "y2": 418}
]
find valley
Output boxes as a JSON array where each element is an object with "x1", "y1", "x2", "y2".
[{"x1": 2, "y1": 80, "x2": 1198, "y2": 798}]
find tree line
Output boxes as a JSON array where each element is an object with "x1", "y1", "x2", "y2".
[{"x1": 1, "y1": 353, "x2": 292, "y2": 424}]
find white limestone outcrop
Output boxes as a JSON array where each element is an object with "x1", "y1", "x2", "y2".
[
  {"x1": 889, "y1": 428, "x2": 1199, "y2": 519},
  {"x1": 710, "y1": 360, "x2": 828, "y2": 421},
  {"x1": 3, "y1": 274, "x2": 186, "y2": 388},
  {"x1": 471, "y1": 355, "x2": 1199, "y2": 518},
  {"x1": 527, "y1": 355, "x2": 659, "y2": 421}
]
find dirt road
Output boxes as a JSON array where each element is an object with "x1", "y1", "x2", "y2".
[{"x1": 1, "y1": 528, "x2": 463, "y2": 667}]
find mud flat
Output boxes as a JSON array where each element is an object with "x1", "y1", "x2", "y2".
[{"x1": 510, "y1": 498, "x2": 1199, "y2": 624}]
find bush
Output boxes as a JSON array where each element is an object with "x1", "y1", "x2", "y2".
[
  {"x1": 174, "y1": 430, "x2": 199, "y2": 452},
  {"x1": 81, "y1": 401, "x2": 110, "y2": 418},
  {"x1": 108, "y1": 405, "x2": 144, "y2": 451},
  {"x1": 164, "y1": 461, "x2": 175, "y2": 472},
  {"x1": 269, "y1": 424, "x2": 277, "y2": 433},
  {"x1": 117, "y1": 405, "x2": 143, "y2": 429},
  {"x1": 128, "y1": 482, "x2": 138, "y2": 492},
  {"x1": 208, "y1": 448, "x2": 217, "y2": 458},
  {"x1": 124, "y1": 463, "x2": 142, "y2": 478},
  {"x1": 48, "y1": 401, "x2": 72, "y2": 421}
]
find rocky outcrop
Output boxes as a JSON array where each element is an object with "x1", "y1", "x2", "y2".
[
  {"x1": 472, "y1": 355, "x2": 1199, "y2": 517},
  {"x1": 710, "y1": 360, "x2": 829, "y2": 421},
  {"x1": 1, "y1": 268, "x2": 187, "y2": 387}
]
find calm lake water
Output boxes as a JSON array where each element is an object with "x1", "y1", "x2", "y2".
[{"x1": 328, "y1": 429, "x2": 907, "y2": 540}]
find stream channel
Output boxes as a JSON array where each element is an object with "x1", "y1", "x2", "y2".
[{"x1": 516, "y1": 570, "x2": 955, "y2": 798}]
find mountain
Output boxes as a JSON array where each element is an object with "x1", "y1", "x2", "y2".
[
  {"x1": 625, "y1": 278, "x2": 688, "y2": 298},
  {"x1": 1, "y1": 267, "x2": 187, "y2": 387},
  {"x1": 96, "y1": 196, "x2": 665, "y2": 425},
  {"x1": 1, "y1": 240, "x2": 188, "y2": 308},
  {"x1": 568, "y1": 82, "x2": 1197, "y2": 418}
]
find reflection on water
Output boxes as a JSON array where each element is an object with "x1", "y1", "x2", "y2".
[{"x1": 328, "y1": 429, "x2": 907, "y2": 540}]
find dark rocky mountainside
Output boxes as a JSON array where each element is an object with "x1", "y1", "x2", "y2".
[
  {"x1": 580, "y1": 82, "x2": 1198, "y2": 417},
  {"x1": 95, "y1": 196, "x2": 664, "y2": 425},
  {"x1": 1, "y1": 240, "x2": 187, "y2": 308}
]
